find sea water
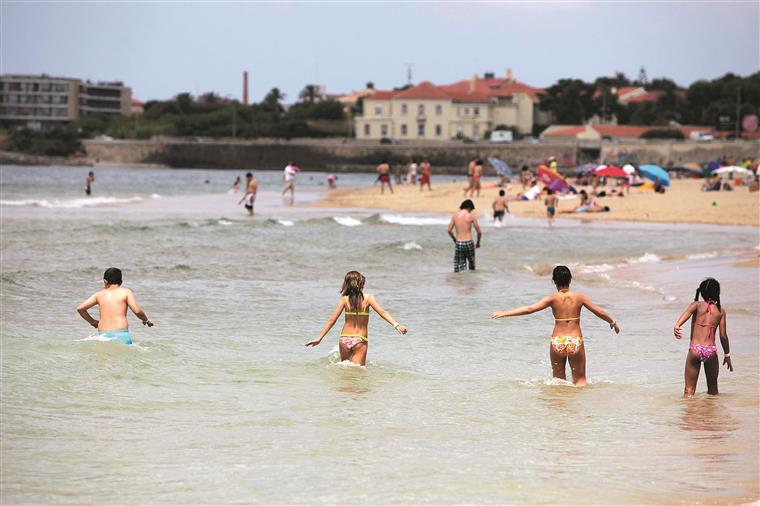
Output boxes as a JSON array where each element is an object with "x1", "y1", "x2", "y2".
[{"x1": 1, "y1": 165, "x2": 758, "y2": 504}]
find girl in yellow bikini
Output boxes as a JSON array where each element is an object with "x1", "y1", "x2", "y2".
[
  {"x1": 490, "y1": 265, "x2": 620, "y2": 386},
  {"x1": 305, "y1": 271, "x2": 407, "y2": 366}
]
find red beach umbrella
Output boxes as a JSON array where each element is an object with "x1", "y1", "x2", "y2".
[{"x1": 594, "y1": 165, "x2": 628, "y2": 178}]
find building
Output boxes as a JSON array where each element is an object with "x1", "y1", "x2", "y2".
[
  {"x1": 540, "y1": 124, "x2": 712, "y2": 141},
  {"x1": 354, "y1": 70, "x2": 546, "y2": 141},
  {"x1": 0, "y1": 74, "x2": 132, "y2": 129}
]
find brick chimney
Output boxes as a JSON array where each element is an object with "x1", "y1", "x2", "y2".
[
  {"x1": 243, "y1": 71, "x2": 249, "y2": 105},
  {"x1": 506, "y1": 68, "x2": 513, "y2": 83},
  {"x1": 469, "y1": 74, "x2": 477, "y2": 93}
]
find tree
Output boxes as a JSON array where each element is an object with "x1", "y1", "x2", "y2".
[
  {"x1": 175, "y1": 93, "x2": 194, "y2": 114},
  {"x1": 261, "y1": 87, "x2": 285, "y2": 114},
  {"x1": 637, "y1": 67, "x2": 648, "y2": 86},
  {"x1": 298, "y1": 84, "x2": 320, "y2": 104},
  {"x1": 540, "y1": 79, "x2": 596, "y2": 124},
  {"x1": 366, "y1": 81, "x2": 374, "y2": 90}
]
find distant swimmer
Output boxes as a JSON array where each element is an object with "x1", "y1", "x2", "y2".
[
  {"x1": 232, "y1": 176, "x2": 242, "y2": 192},
  {"x1": 492, "y1": 189, "x2": 510, "y2": 224},
  {"x1": 76, "y1": 267, "x2": 153, "y2": 345},
  {"x1": 544, "y1": 188, "x2": 558, "y2": 226},
  {"x1": 238, "y1": 172, "x2": 258, "y2": 216},
  {"x1": 85, "y1": 171, "x2": 94, "y2": 196},
  {"x1": 305, "y1": 271, "x2": 407, "y2": 366},
  {"x1": 377, "y1": 160, "x2": 393, "y2": 194},
  {"x1": 327, "y1": 174, "x2": 337, "y2": 189},
  {"x1": 282, "y1": 162, "x2": 299, "y2": 203},
  {"x1": 673, "y1": 278, "x2": 732, "y2": 398},
  {"x1": 490, "y1": 265, "x2": 619, "y2": 386},
  {"x1": 448, "y1": 199, "x2": 482, "y2": 273}
]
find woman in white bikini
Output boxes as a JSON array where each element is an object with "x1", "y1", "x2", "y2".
[
  {"x1": 305, "y1": 271, "x2": 407, "y2": 366},
  {"x1": 490, "y1": 265, "x2": 620, "y2": 385}
]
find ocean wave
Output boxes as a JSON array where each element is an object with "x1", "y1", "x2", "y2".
[
  {"x1": 218, "y1": 219, "x2": 233, "y2": 226},
  {"x1": 401, "y1": 241, "x2": 423, "y2": 250},
  {"x1": 333, "y1": 216, "x2": 362, "y2": 227},
  {"x1": 686, "y1": 252, "x2": 719, "y2": 260},
  {"x1": 626, "y1": 252, "x2": 661, "y2": 264},
  {"x1": 379, "y1": 214, "x2": 450, "y2": 226},
  {"x1": 277, "y1": 219, "x2": 295, "y2": 227},
  {"x1": 0, "y1": 196, "x2": 145, "y2": 209}
]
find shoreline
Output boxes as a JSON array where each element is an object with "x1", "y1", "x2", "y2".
[{"x1": 311, "y1": 178, "x2": 760, "y2": 228}]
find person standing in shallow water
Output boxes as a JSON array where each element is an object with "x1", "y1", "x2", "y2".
[
  {"x1": 673, "y1": 278, "x2": 732, "y2": 398},
  {"x1": 85, "y1": 171, "x2": 94, "y2": 196},
  {"x1": 76, "y1": 267, "x2": 153, "y2": 345},
  {"x1": 448, "y1": 199, "x2": 481, "y2": 272},
  {"x1": 238, "y1": 172, "x2": 257, "y2": 216},
  {"x1": 490, "y1": 265, "x2": 619, "y2": 386},
  {"x1": 305, "y1": 271, "x2": 407, "y2": 366}
]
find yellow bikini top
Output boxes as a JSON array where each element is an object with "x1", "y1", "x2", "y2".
[
  {"x1": 555, "y1": 316, "x2": 580, "y2": 322},
  {"x1": 344, "y1": 296, "x2": 370, "y2": 316}
]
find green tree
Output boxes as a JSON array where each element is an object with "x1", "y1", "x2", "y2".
[
  {"x1": 298, "y1": 85, "x2": 320, "y2": 104},
  {"x1": 540, "y1": 79, "x2": 596, "y2": 124},
  {"x1": 262, "y1": 87, "x2": 285, "y2": 114}
]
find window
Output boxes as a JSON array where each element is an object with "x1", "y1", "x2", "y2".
[
  {"x1": 473, "y1": 124, "x2": 480, "y2": 137},
  {"x1": 9, "y1": 83, "x2": 21, "y2": 91},
  {"x1": 435, "y1": 125, "x2": 442, "y2": 136},
  {"x1": 53, "y1": 83, "x2": 67, "y2": 92},
  {"x1": 474, "y1": 107, "x2": 480, "y2": 116},
  {"x1": 364, "y1": 124, "x2": 370, "y2": 136},
  {"x1": 381, "y1": 124, "x2": 388, "y2": 136},
  {"x1": 418, "y1": 104, "x2": 425, "y2": 115},
  {"x1": 40, "y1": 82, "x2": 51, "y2": 92},
  {"x1": 435, "y1": 104, "x2": 442, "y2": 115},
  {"x1": 401, "y1": 124, "x2": 407, "y2": 136},
  {"x1": 456, "y1": 125, "x2": 463, "y2": 136},
  {"x1": 53, "y1": 108, "x2": 69, "y2": 117},
  {"x1": 417, "y1": 124, "x2": 425, "y2": 137},
  {"x1": 374, "y1": 104, "x2": 382, "y2": 116},
  {"x1": 464, "y1": 107, "x2": 470, "y2": 115},
  {"x1": 401, "y1": 103, "x2": 408, "y2": 115}
]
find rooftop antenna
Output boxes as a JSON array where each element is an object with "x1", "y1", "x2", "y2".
[{"x1": 405, "y1": 63, "x2": 413, "y2": 85}]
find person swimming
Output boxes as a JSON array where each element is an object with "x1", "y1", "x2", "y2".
[
  {"x1": 673, "y1": 278, "x2": 732, "y2": 398},
  {"x1": 76, "y1": 267, "x2": 153, "y2": 345},
  {"x1": 305, "y1": 271, "x2": 407, "y2": 366},
  {"x1": 490, "y1": 265, "x2": 619, "y2": 386}
]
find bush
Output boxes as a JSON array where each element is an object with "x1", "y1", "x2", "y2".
[
  {"x1": 640, "y1": 129, "x2": 685, "y2": 139},
  {"x1": 6, "y1": 127, "x2": 80, "y2": 156}
]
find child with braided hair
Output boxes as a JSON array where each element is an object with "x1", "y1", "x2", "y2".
[{"x1": 673, "y1": 278, "x2": 733, "y2": 397}]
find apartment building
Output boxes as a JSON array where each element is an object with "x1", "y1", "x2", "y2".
[
  {"x1": 355, "y1": 70, "x2": 546, "y2": 141},
  {"x1": 0, "y1": 74, "x2": 132, "y2": 129}
]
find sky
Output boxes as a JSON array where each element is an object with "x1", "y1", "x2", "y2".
[{"x1": 1, "y1": 1, "x2": 758, "y2": 103}]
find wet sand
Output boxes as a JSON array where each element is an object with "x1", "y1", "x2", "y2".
[{"x1": 314, "y1": 178, "x2": 760, "y2": 227}]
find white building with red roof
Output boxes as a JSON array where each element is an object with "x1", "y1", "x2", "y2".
[{"x1": 355, "y1": 70, "x2": 546, "y2": 141}]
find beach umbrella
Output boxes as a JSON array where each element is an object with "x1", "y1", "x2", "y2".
[
  {"x1": 537, "y1": 165, "x2": 571, "y2": 193},
  {"x1": 622, "y1": 164, "x2": 636, "y2": 174},
  {"x1": 713, "y1": 166, "x2": 751, "y2": 176},
  {"x1": 707, "y1": 160, "x2": 721, "y2": 171},
  {"x1": 638, "y1": 164, "x2": 671, "y2": 186},
  {"x1": 487, "y1": 157, "x2": 512, "y2": 176},
  {"x1": 574, "y1": 163, "x2": 598, "y2": 174},
  {"x1": 594, "y1": 165, "x2": 628, "y2": 178}
]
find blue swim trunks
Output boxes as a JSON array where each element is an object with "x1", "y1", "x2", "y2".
[{"x1": 98, "y1": 329, "x2": 132, "y2": 345}]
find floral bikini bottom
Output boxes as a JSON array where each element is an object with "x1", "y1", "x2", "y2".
[{"x1": 551, "y1": 335, "x2": 584, "y2": 355}]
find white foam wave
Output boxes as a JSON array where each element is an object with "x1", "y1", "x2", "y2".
[
  {"x1": 218, "y1": 219, "x2": 233, "y2": 226},
  {"x1": 150, "y1": 193, "x2": 162, "y2": 199},
  {"x1": 1, "y1": 196, "x2": 144, "y2": 209},
  {"x1": 579, "y1": 263, "x2": 615, "y2": 274},
  {"x1": 278, "y1": 220, "x2": 295, "y2": 227},
  {"x1": 686, "y1": 252, "x2": 718, "y2": 260},
  {"x1": 333, "y1": 216, "x2": 362, "y2": 227},
  {"x1": 76, "y1": 334, "x2": 113, "y2": 342},
  {"x1": 380, "y1": 214, "x2": 450, "y2": 226},
  {"x1": 401, "y1": 242, "x2": 423, "y2": 250},
  {"x1": 627, "y1": 252, "x2": 661, "y2": 264}
]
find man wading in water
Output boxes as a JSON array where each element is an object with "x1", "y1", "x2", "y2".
[{"x1": 448, "y1": 199, "x2": 482, "y2": 272}]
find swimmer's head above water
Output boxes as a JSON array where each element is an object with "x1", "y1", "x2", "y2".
[
  {"x1": 103, "y1": 267, "x2": 122, "y2": 287},
  {"x1": 552, "y1": 265, "x2": 571, "y2": 289}
]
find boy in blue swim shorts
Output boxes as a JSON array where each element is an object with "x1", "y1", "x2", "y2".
[{"x1": 77, "y1": 267, "x2": 153, "y2": 344}]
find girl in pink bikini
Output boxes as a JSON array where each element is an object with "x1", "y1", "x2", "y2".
[
  {"x1": 305, "y1": 271, "x2": 407, "y2": 366},
  {"x1": 673, "y1": 278, "x2": 733, "y2": 397}
]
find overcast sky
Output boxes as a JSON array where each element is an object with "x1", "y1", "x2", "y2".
[{"x1": 2, "y1": 1, "x2": 758, "y2": 103}]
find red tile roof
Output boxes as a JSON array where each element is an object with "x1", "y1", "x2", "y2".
[
  {"x1": 393, "y1": 81, "x2": 451, "y2": 100},
  {"x1": 364, "y1": 89, "x2": 396, "y2": 100},
  {"x1": 360, "y1": 76, "x2": 545, "y2": 103},
  {"x1": 543, "y1": 126, "x2": 587, "y2": 137}
]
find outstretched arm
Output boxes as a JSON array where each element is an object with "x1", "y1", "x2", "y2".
[
  {"x1": 76, "y1": 293, "x2": 99, "y2": 328},
  {"x1": 583, "y1": 295, "x2": 620, "y2": 333},
  {"x1": 719, "y1": 310, "x2": 732, "y2": 371},
  {"x1": 367, "y1": 295, "x2": 407, "y2": 334},
  {"x1": 491, "y1": 296, "x2": 552, "y2": 319},
  {"x1": 126, "y1": 290, "x2": 153, "y2": 326},
  {"x1": 673, "y1": 302, "x2": 697, "y2": 339},
  {"x1": 306, "y1": 299, "x2": 345, "y2": 346}
]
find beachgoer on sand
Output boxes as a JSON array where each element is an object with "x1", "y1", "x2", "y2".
[
  {"x1": 490, "y1": 265, "x2": 619, "y2": 386},
  {"x1": 673, "y1": 278, "x2": 732, "y2": 398},
  {"x1": 76, "y1": 267, "x2": 153, "y2": 345},
  {"x1": 305, "y1": 271, "x2": 407, "y2": 366}
]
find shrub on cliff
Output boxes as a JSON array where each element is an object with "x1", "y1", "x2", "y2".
[
  {"x1": 6, "y1": 127, "x2": 80, "y2": 156},
  {"x1": 640, "y1": 129, "x2": 685, "y2": 139}
]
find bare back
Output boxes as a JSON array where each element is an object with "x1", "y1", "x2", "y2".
[
  {"x1": 450, "y1": 209, "x2": 479, "y2": 241},
  {"x1": 690, "y1": 301, "x2": 724, "y2": 345},
  {"x1": 341, "y1": 295, "x2": 372, "y2": 337}
]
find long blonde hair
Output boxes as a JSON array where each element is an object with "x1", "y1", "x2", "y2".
[{"x1": 340, "y1": 271, "x2": 366, "y2": 313}]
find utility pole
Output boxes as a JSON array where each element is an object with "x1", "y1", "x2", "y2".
[
  {"x1": 736, "y1": 87, "x2": 741, "y2": 139},
  {"x1": 232, "y1": 106, "x2": 237, "y2": 138}
]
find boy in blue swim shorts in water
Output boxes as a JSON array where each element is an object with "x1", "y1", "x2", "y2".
[{"x1": 77, "y1": 267, "x2": 153, "y2": 344}]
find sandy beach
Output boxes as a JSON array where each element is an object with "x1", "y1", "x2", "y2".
[{"x1": 314, "y1": 178, "x2": 760, "y2": 227}]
